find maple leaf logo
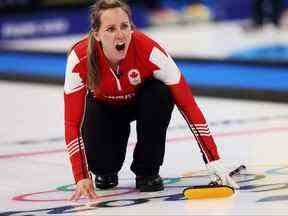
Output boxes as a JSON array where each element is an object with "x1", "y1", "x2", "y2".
[
  {"x1": 128, "y1": 69, "x2": 141, "y2": 86},
  {"x1": 129, "y1": 71, "x2": 138, "y2": 78}
]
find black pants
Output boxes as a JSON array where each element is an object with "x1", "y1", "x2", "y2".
[
  {"x1": 81, "y1": 79, "x2": 174, "y2": 177},
  {"x1": 252, "y1": 0, "x2": 283, "y2": 27}
]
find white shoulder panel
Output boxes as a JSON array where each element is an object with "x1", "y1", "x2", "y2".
[
  {"x1": 149, "y1": 47, "x2": 181, "y2": 85},
  {"x1": 64, "y1": 50, "x2": 84, "y2": 94}
]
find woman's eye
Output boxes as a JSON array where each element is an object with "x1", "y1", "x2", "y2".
[
  {"x1": 121, "y1": 24, "x2": 129, "y2": 30},
  {"x1": 107, "y1": 27, "x2": 114, "y2": 32}
]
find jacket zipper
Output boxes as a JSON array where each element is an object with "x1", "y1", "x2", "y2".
[{"x1": 110, "y1": 66, "x2": 122, "y2": 91}]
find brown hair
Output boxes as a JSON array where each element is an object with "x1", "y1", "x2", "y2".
[{"x1": 87, "y1": 0, "x2": 134, "y2": 90}]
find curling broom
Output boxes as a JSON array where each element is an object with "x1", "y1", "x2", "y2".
[{"x1": 183, "y1": 165, "x2": 246, "y2": 199}]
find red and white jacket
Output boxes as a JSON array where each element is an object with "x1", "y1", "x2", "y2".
[{"x1": 64, "y1": 31, "x2": 220, "y2": 183}]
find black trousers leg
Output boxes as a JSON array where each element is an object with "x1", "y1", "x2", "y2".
[
  {"x1": 130, "y1": 80, "x2": 174, "y2": 176},
  {"x1": 81, "y1": 93, "x2": 132, "y2": 175}
]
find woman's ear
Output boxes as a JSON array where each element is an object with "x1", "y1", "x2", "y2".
[{"x1": 93, "y1": 31, "x2": 100, "y2": 42}]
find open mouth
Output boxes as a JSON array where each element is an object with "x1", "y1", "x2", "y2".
[{"x1": 115, "y1": 42, "x2": 125, "y2": 51}]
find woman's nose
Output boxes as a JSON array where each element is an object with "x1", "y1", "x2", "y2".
[{"x1": 115, "y1": 29, "x2": 125, "y2": 39}]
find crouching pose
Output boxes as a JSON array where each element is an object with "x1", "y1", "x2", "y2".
[{"x1": 64, "y1": 0, "x2": 239, "y2": 201}]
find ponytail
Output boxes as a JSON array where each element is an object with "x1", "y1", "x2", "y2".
[{"x1": 87, "y1": 30, "x2": 100, "y2": 90}]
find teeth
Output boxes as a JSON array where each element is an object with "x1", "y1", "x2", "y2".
[{"x1": 115, "y1": 42, "x2": 125, "y2": 51}]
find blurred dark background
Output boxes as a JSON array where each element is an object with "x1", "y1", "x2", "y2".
[{"x1": 1, "y1": 0, "x2": 288, "y2": 36}]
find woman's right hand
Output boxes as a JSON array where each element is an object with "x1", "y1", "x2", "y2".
[{"x1": 69, "y1": 178, "x2": 98, "y2": 201}]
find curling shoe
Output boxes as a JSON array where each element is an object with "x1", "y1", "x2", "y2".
[
  {"x1": 136, "y1": 175, "x2": 164, "y2": 192},
  {"x1": 95, "y1": 173, "x2": 118, "y2": 189}
]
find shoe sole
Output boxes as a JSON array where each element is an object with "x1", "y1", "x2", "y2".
[
  {"x1": 138, "y1": 184, "x2": 164, "y2": 192},
  {"x1": 96, "y1": 183, "x2": 118, "y2": 190}
]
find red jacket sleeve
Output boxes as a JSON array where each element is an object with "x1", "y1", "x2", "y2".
[
  {"x1": 64, "y1": 49, "x2": 89, "y2": 183},
  {"x1": 168, "y1": 75, "x2": 220, "y2": 162},
  {"x1": 150, "y1": 46, "x2": 220, "y2": 163}
]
